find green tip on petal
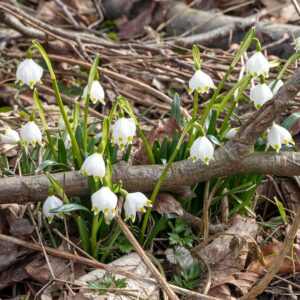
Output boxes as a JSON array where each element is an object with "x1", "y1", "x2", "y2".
[
  {"x1": 253, "y1": 72, "x2": 258, "y2": 77},
  {"x1": 204, "y1": 157, "x2": 210, "y2": 165}
]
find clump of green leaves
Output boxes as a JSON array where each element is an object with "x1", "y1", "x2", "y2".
[
  {"x1": 88, "y1": 273, "x2": 127, "y2": 290},
  {"x1": 171, "y1": 264, "x2": 204, "y2": 290},
  {"x1": 168, "y1": 218, "x2": 195, "y2": 247}
]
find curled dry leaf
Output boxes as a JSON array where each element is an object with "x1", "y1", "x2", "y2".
[
  {"x1": 248, "y1": 241, "x2": 300, "y2": 274},
  {"x1": 76, "y1": 252, "x2": 159, "y2": 300},
  {"x1": 192, "y1": 216, "x2": 260, "y2": 298}
]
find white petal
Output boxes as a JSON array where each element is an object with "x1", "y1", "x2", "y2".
[
  {"x1": 190, "y1": 136, "x2": 214, "y2": 164},
  {"x1": 224, "y1": 127, "x2": 239, "y2": 140},
  {"x1": 0, "y1": 128, "x2": 20, "y2": 144},
  {"x1": 81, "y1": 153, "x2": 106, "y2": 179},
  {"x1": 112, "y1": 118, "x2": 136, "y2": 148},
  {"x1": 245, "y1": 52, "x2": 269, "y2": 78},
  {"x1": 82, "y1": 80, "x2": 105, "y2": 104},
  {"x1": 43, "y1": 195, "x2": 63, "y2": 223},
  {"x1": 91, "y1": 186, "x2": 118, "y2": 216},
  {"x1": 250, "y1": 83, "x2": 273, "y2": 109},
  {"x1": 188, "y1": 70, "x2": 215, "y2": 94},
  {"x1": 20, "y1": 121, "x2": 42, "y2": 146},
  {"x1": 16, "y1": 59, "x2": 43, "y2": 88}
]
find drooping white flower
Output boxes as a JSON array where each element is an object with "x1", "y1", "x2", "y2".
[
  {"x1": 250, "y1": 83, "x2": 273, "y2": 109},
  {"x1": 0, "y1": 128, "x2": 20, "y2": 145},
  {"x1": 43, "y1": 195, "x2": 63, "y2": 223},
  {"x1": 294, "y1": 37, "x2": 300, "y2": 52},
  {"x1": 267, "y1": 123, "x2": 294, "y2": 152},
  {"x1": 82, "y1": 80, "x2": 105, "y2": 104},
  {"x1": 124, "y1": 192, "x2": 152, "y2": 222},
  {"x1": 188, "y1": 70, "x2": 215, "y2": 94},
  {"x1": 225, "y1": 127, "x2": 239, "y2": 140},
  {"x1": 81, "y1": 153, "x2": 105, "y2": 180},
  {"x1": 245, "y1": 51, "x2": 269, "y2": 78},
  {"x1": 20, "y1": 121, "x2": 43, "y2": 147},
  {"x1": 190, "y1": 136, "x2": 214, "y2": 164},
  {"x1": 112, "y1": 118, "x2": 136, "y2": 149},
  {"x1": 91, "y1": 186, "x2": 118, "y2": 223},
  {"x1": 16, "y1": 59, "x2": 43, "y2": 89},
  {"x1": 268, "y1": 80, "x2": 284, "y2": 95}
]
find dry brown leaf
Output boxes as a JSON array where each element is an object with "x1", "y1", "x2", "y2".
[
  {"x1": 76, "y1": 252, "x2": 159, "y2": 300},
  {"x1": 248, "y1": 241, "x2": 300, "y2": 274}
]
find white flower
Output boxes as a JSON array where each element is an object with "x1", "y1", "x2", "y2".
[
  {"x1": 0, "y1": 128, "x2": 20, "y2": 145},
  {"x1": 267, "y1": 123, "x2": 294, "y2": 152},
  {"x1": 16, "y1": 58, "x2": 43, "y2": 89},
  {"x1": 124, "y1": 192, "x2": 152, "y2": 222},
  {"x1": 225, "y1": 127, "x2": 239, "y2": 140},
  {"x1": 268, "y1": 80, "x2": 284, "y2": 95},
  {"x1": 188, "y1": 70, "x2": 215, "y2": 94},
  {"x1": 81, "y1": 153, "x2": 105, "y2": 180},
  {"x1": 112, "y1": 118, "x2": 136, "y2": 149},
  {"x1": 20, "y1": 121, "x2": 43, "y2": 147},
  {"x1": 91, "y1": 186, "x2": 118, "y2": 223},
  {"x1": 250, "y1": 83, "x2": 273, "y2": 109},
  {"x1": 245, "y1": 51, "x2": 269, "y2": 78},
  {"x1": 190, "y1": 136, "x2": 214, "y2": 164},
  {"x1": 82, "y1": 80, "x2": 105, "y2": 104},
  {"x1": 294, "y1": 37, "x2": 300, "y2": 52},
  {"x1": 43, "y1": 195, "x2": 63, "y2": 223}
]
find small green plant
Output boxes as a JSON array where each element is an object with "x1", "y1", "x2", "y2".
[
  {"x1": 171, "y1": 264, "x2": 204, "y2": 290},
  {"x1": 88, "y1": 273, "x2": 127, "y2": 290},
  {"x1": 168, "y1": 218, "x2": 195, "y2": 247}
]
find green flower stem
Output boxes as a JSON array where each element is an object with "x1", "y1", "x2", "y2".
[
  {"x1": 216, "y1": 76, "x2": 248, "y2": 117},
  {"x1": 90, "y1": 213, "x2": 99, "y2": 258},
  {"x1": 200, "y1": 66, "x2": 233, "y2": 127},
  {"x1": 33, "y1": 89, "x2": 57, "y2": 160},
  {"x1": 139, "y1": 120, "x2": 196, "y2": 244},
  {"x1": 192, "y1": 90, "x2": 199, "y2": 120},
  {"x1": 83, "y1": 54, "x2": 100, "y2": 154},
  {"x1": 219, "y1": 75, "x2": 252, "y2": 136},
  {"x1": 271, "y1": 52, "x2": 300, "y2": 91},
  {"x1": 200, "y1": 27, "x2": 255, "y2": 126},
  {"x1": 32, "y1": 41, "x2": 82, "y2": 166},
  {"x1": 122, "y1": 100, "x2": 155, "y2": 164}
]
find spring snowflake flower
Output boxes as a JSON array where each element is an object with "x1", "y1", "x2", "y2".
[
  {"x1": 267, "y1": 123, "x2": 294, "y2": 152},
  {"x1": 91, "y1": 186, "x2": 118, "y2": 223},
  {"x1": 81, "y1": 153, "x2": 105, "y2": 180},
  {"x1": 82, "y1": 80, "x2": 105, "y2": 104},
  {"x1": 20, "y1": 121, "x2": 43, "y2": 147},
  {"x1": 16, "y1": 59, "x2": 43, "y2": 89},
  {"x1": 268, "y1": 80, "x2": 284, "y2": 95},
  {"x1": 112, "y1": 117, "x2": 136, "y2": 149},
  {"x1": 124, "y1": 192, "x2": 152, "y2": 222},
  {"x1": 190, "y1": 136, "x2": 214, "y2": 165},
  {"x1": 43, "y1": 195, "x2": 63, "y2": 223},
  {"x1": 0, "y1": 128, "x2": 20, "y2": 145},
  {"x1": 245, "y1": 51, "x2": 269, "y2": 78},
  {"x1": 294, "y1": 37, "x2": 300, "y2": 52},
  {"x1": 250, "y1": 83, "x2": 273, "y2": 109},
  {"x1": 64, "y1": 134, "x2": 71, "y2": 149},
  {"x1": 225, "y1": 127, "x2": 239, "y2": 140},
  {"x1": 188, "y1": 70, "x2": 216, "y2": 94}
]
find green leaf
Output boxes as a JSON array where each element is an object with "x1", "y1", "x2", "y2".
[
  {"x1": 171, "y1": 93, "x2": 181, "y2": 126},
  {"x1": 207, "y1": 135, "x2": 221, "y2": 146},
  {"x1": 274, "y1": 196, "x2": 287, "y2": 223},
  {"x1": 281, "y1": 113, "x2": 300, "y2": 129},
  {"x1": 46, "y1": 172, "x2": 70, "y2": 203},
  {"x1": 77, "y1": 216, "x2": 91, "y2": 253},
  {"x1": 192, "y1": 45, "x2": 201, "y2": 70},
  {"x1": 0, "y1": 106, "x2": 13, "y2": 113},
  {"x1": 50, "y1": 203, "x2": 90, "y2": 213},
  {"x1": 57, "y1": 138, "x2": 67, "y2": 165},
  {"x1": 35, "y1": 160, "x2": 67, "y2": 173}
]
